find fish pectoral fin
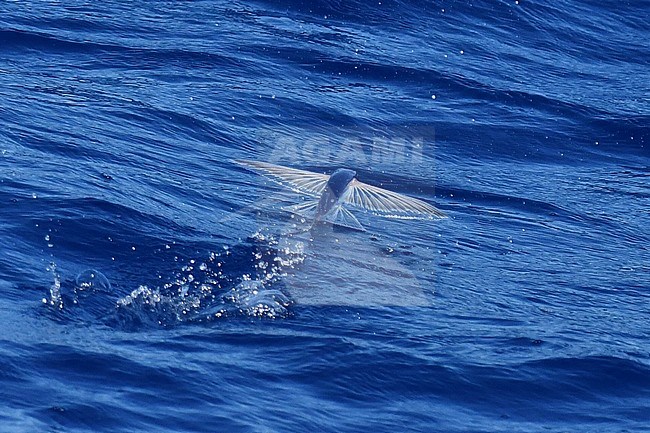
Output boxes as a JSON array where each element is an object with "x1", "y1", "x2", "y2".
[
  {"x1": 323, "y1": 206, "x2": 366, "y2": 232},
  {"x1": 282, "y1": 200, "x2": 319, "y2": 219},
  {"x1": 345, "y1": 179, "x2": 446, "y2": 219},
  {"x1": 235, "y1": 160, "x2": 330, "y2": 198}
]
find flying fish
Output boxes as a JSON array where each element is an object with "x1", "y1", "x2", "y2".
[{"x1": 236, "y1": 160, "x2": 446, "y2": 231}]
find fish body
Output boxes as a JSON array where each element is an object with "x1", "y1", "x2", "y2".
[{"x1": 316, "y1": 168, "x2": 356, "y2": 220}]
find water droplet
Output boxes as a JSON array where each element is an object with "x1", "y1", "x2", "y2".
[{"x1": 75, "y1": 269, "x2": 111, "y2": 293}]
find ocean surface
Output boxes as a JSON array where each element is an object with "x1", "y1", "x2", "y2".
[{"x1": 0, "y1": 1, "x2": 648, "y2": 432}]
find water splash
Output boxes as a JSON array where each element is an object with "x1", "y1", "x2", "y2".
[
  {"x1": 43, "y1": 262, "x2": 63, "y2": 310},
  {"x1": 42, "y1": 266, "x2": 114, "y2": 321},
  {"x1": 73, "y1": 269, "x2": 112, "y2": 305},
  {"x1": 39, "y1": 229, "x2": 307, "y2": 327},
  {"x1": 113, "y1": 231, "x2": 306, "y2": 327}
]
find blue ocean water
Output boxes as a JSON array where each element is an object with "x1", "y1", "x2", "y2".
[{"x1": 1, "y1": 0, "x2": 649, "y2": 431}]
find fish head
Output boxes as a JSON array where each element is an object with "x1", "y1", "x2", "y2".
[{"x1": 326, "y1": 168, "x2": 356, "y2": 198}]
